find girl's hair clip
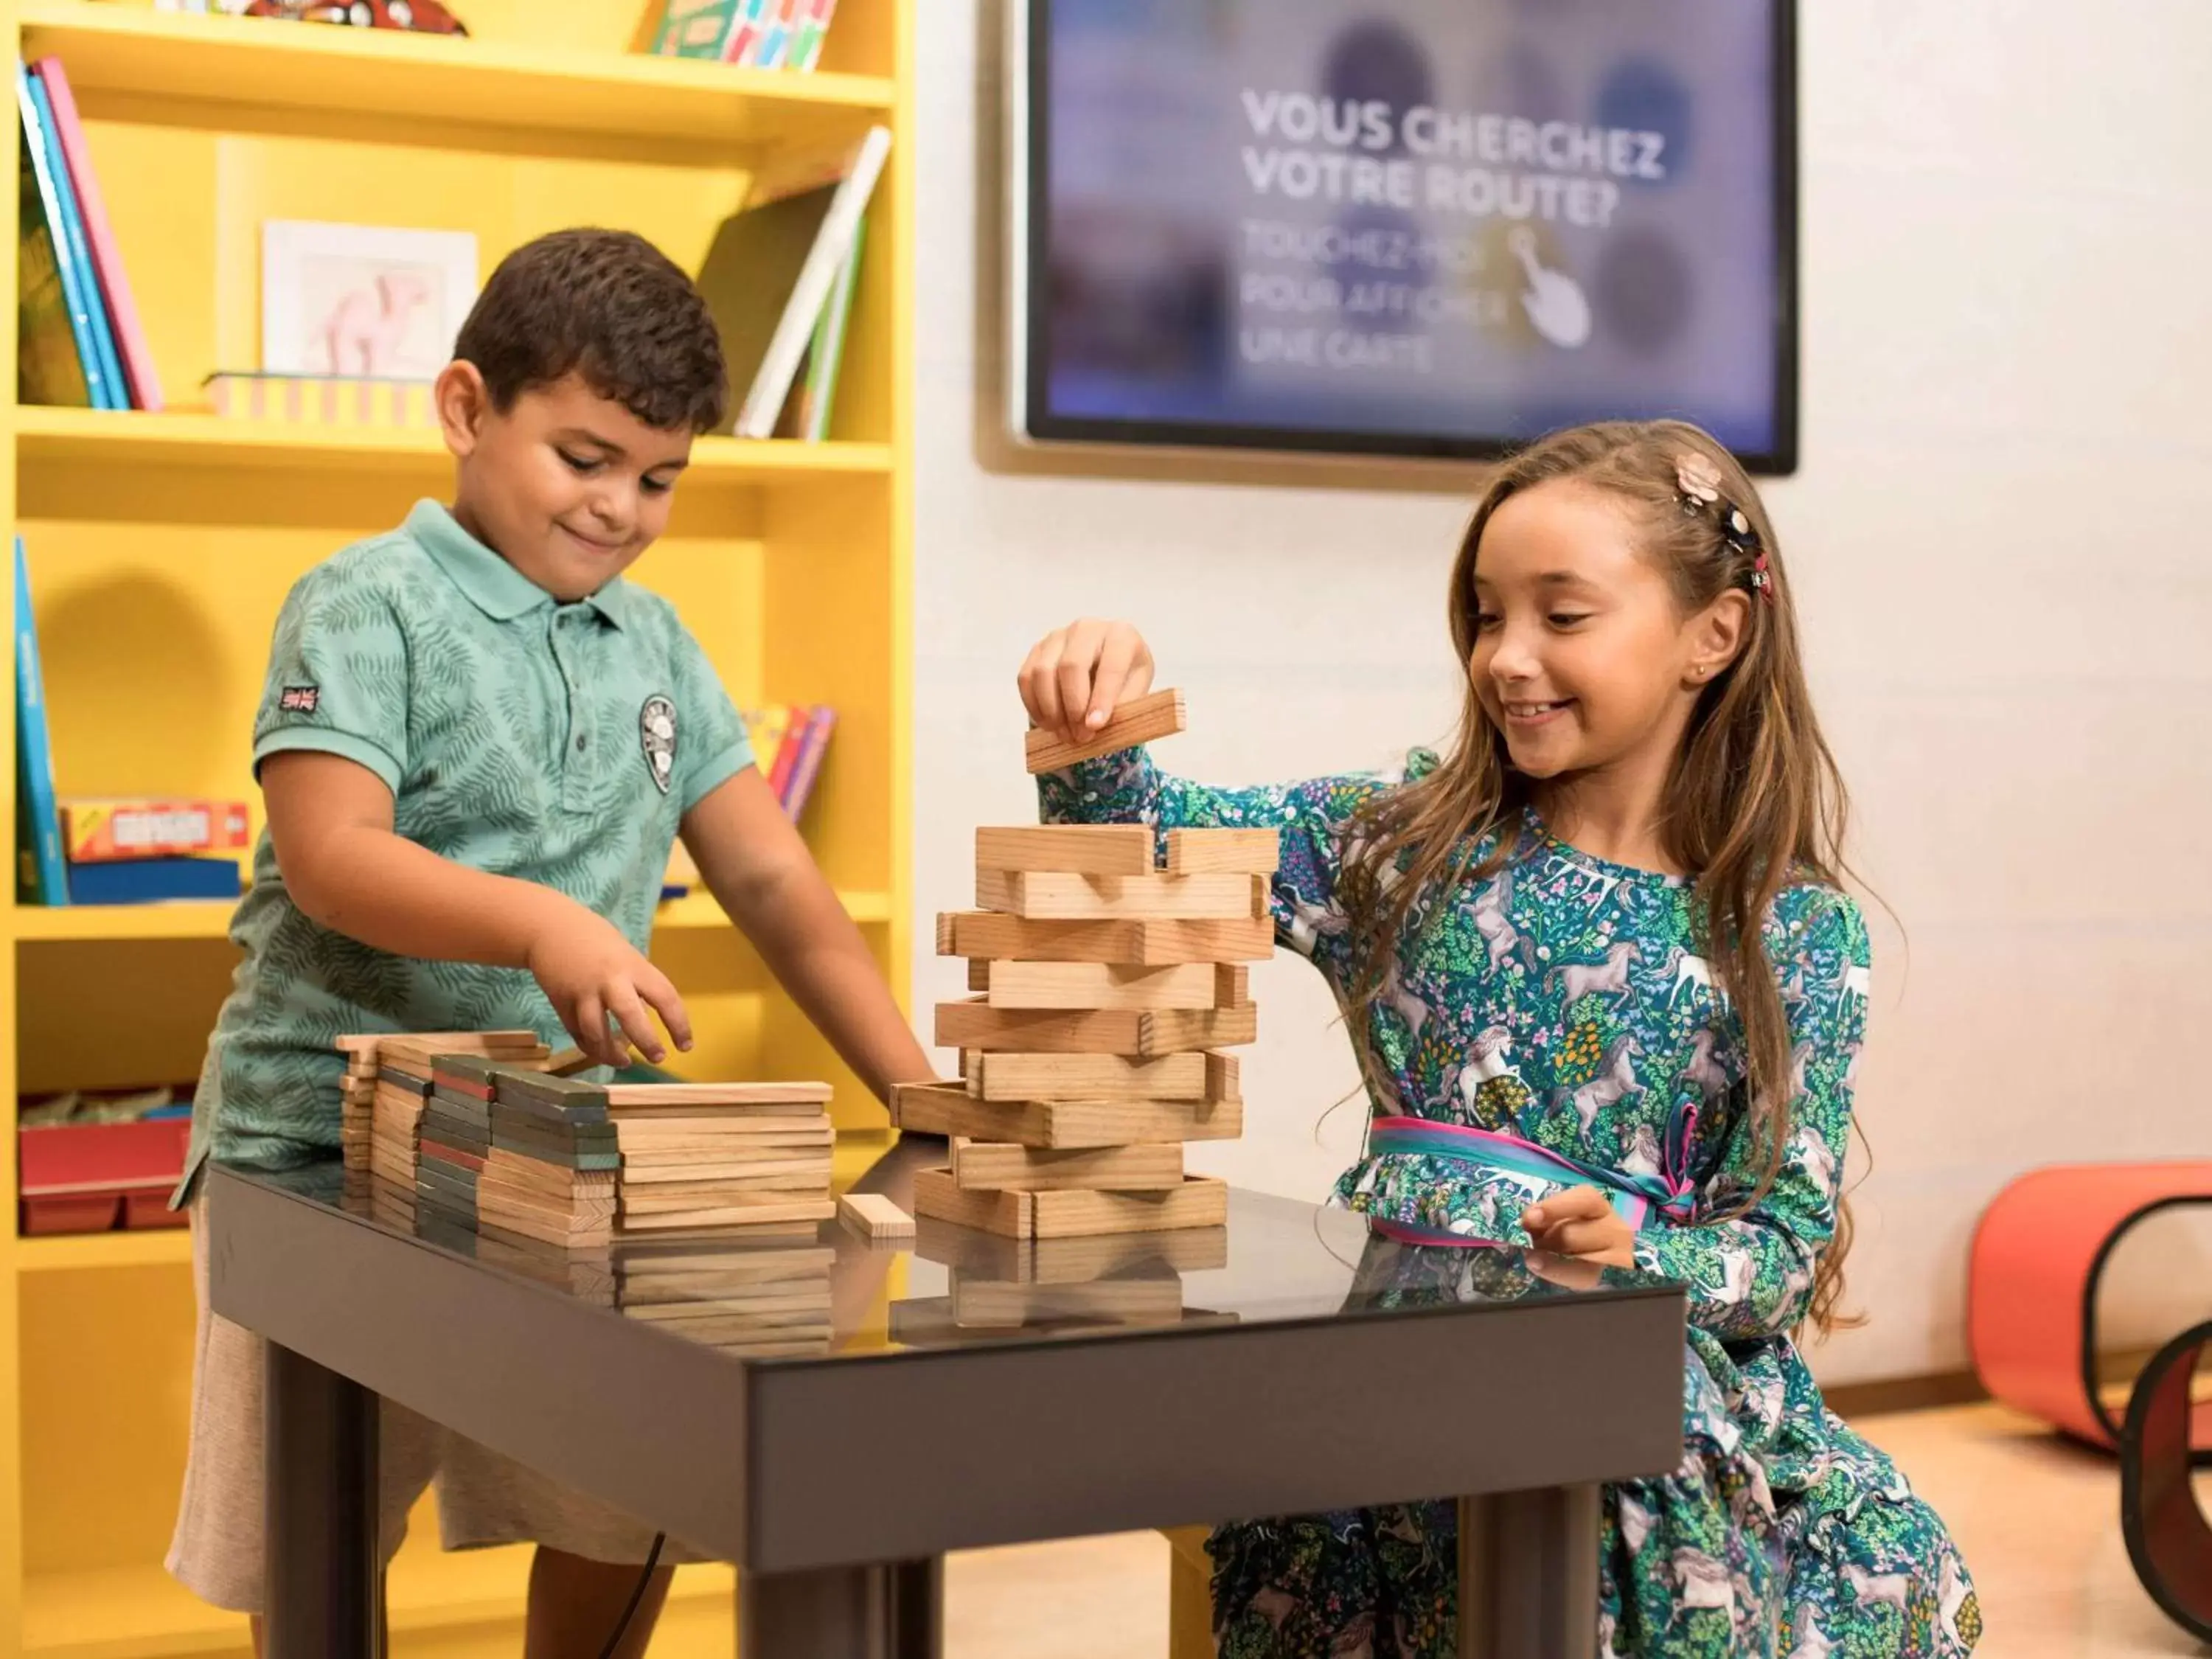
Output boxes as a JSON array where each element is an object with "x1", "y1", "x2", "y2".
[{"x1": 1676, "y1": 453, "x2": 1773, "y2": 602}]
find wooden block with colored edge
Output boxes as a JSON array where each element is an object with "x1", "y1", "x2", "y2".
[
  {"x1": 911, "y1": 1166, "x2": 1034, "y2": 1237},
  {"x1": 934, "y1": 998, "x2": 1258, "y2": 1057},
  {"x1": 975, "y1": 825, "x2": 1154, "y2": 875},
  {"x1": 976, "y1": 869, "x2": 1259, "y2": 922},
  {"x1": 973, "y1": 959, "x2": 1248, "y2": 1012},
  {"x1": 893, "y1": 1082, "x2": 1242, "y2": 1147},
  {"x1": 963, "y1": 1049, "x2": 1217, "y2": 1104},
  {"x1": 839, "y1": 1192, "x2": 916, "y2": 1242},
  {"x1": 950, "y1": 1137, "x2": 1185, "y2": 1193},
  {"x1": 1164, "y1": 828, "x2": 1279, "y2": 875},
  {"x1": 1027, "y1": 1175, "x2": 1230, "y2": 1239},
  {"x1": 1023, "y1": 688, "x2": 1186, "y2": 774},
  {"x1": 936, "y1": 910, "x2": 1274, "y2": 964}
]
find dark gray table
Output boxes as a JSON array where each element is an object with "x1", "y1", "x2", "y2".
[{"x1": 206, "y1": 1138, "x2": 1685, "y2": 1659}]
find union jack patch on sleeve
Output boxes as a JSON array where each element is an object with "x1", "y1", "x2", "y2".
[{"x1": 279, "y1": 686, "x2": 320, "y2": 714}]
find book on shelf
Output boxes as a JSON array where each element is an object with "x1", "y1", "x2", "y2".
[
  {"x1": 645, "y1": 0, "x2": 841, "y2": 71},
  {"x1": 62, "y1": 798, "x2": 252, "y2": 863},
  {"x1": 742, "y1": 701, "x2": 836, "y2": 822},
  {"x1": 771, "y1": 215, "x2": 863, "y2": 442},
  {"x1": 13, "y1": 537, "x2": 69, "y2": 906},
  {"x1": 698, "y1": 122, "x2": 889, "y2": 440},
  {"x1": 15, "y1": 55, "x2": 160, "y2": 411},
  {"x1": 64, "y1": 855, "x2": 243, "y2": 905}
]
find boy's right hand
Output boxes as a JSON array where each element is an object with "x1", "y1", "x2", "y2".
[
  {"x1": 524, "y1": 905, "x2": 692, "y2": 1069},
  {"x1": 1017, "y1": 618, "x2": 1155, "y2": 750}
]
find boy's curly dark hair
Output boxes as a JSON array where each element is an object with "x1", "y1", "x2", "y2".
[{"x1": 453, "y1": 228, "x2": 728, "y2": 434}]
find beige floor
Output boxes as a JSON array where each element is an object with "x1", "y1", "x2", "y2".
[{"x1": 939, "y1": 1403, "x2": 2199, "y2": 1658}]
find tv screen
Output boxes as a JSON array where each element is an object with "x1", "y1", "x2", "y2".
[{"x1": 1009, "y1": 0, "x2": 1798, "y2": 472}]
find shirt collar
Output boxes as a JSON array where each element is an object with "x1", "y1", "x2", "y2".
[{"x1": 407, "y1": 499, "x2": 632, "y2": 631}]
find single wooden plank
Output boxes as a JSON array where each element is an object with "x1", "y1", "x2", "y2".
[
  {"x1": 1163, "y1": 828, "x2": 1280, "y2": 875},
  {"x1": 1023, "y1": 688, "x2": 1186, "y2": 774},
  {"x1": 976, "y1": 869, "x2": 1257, "y2": 922},
  {"x1": 892, "y1": 1082, "x2": 1242, "y2": 1147},
  {"x1": 936, "y1": 910, "x2": 1274, "y2": 964},
  {"x1": 933, "y1": 998, "x2": 1258, "y2": 1057},
  {"x1": 839, "y1": 1192, "x2": 916, "y2": 1242},
  {"x1": 964, "y1": 1049, "x2": 1211, "y2": 1102},
  {"x1": 950, "y1": 1138, "x2": 1185, "y2": 1193},
  {"x1": 1027, "y1": 1175, "x2": 1231, "y2": 1239},
  {"x1": 912, "y1": 1166, "x2": 1034, "y2": 1237},
  {"x1": 602, "y1": 1082, "x2": 832, "y2": 1107},
  {"x1": 976, "y1": 959, "x2": 1229, "y2": 1012},
  {"x1": 975, "y1": 824, "x2": 1155, "y2": 875},
  {"x1": 619, "y1": 1157, "x2": 832, "y2": 1186}
]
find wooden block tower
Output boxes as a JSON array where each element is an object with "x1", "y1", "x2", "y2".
[{"x1": 896, "y1": 689, "x2": 1277, "y2": 1238}]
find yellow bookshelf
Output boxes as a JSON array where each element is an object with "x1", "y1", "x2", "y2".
[{"x1": 0, "y1": 0, "x2": 915, "y2": 1652}]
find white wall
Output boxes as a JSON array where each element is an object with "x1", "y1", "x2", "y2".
[{"x1": 910, "y1": 0, "x2": 2212, "y2": 1383}]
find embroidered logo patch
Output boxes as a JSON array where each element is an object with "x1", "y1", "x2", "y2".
[
  {"x1": 639, "y1": 695, "x2": 677, "y2": 795},
  {"x1": 279, "y1": 686, "x2": 320, "y2": 714}
]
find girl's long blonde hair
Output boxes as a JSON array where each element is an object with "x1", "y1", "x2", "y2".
[{"x1": 1339, "y1": 419, "x2": 1860, "y2": 1333}]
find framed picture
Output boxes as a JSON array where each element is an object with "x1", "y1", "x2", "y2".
[{"x1": 260, "y1": 220, "x2": 479, "y2": 380}]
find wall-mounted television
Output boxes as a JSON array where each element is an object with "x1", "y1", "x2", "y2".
[{"x1": 1006, "y1": 0, "x2": 1799, "y2": 473}]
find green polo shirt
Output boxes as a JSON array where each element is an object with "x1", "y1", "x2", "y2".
[{"x1": 181, "y1": 499, "x2": 753, "y2": 1187}]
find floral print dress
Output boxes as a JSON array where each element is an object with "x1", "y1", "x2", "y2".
[{"x1": 1039, "y1": 746, "x2": 1980, "y2": 1659}]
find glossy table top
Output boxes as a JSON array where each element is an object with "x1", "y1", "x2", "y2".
[{"x1": 208, "y1": 1138, "x2": 1688, "y2": 1571}]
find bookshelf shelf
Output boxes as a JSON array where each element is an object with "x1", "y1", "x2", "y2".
[
  {"x1": 10, "y1": 889, "x2": 893, "y2": 942},
  {"x1": 15, "y1": 1228, "x2": 191, "y2": 1274},
  {"x1": 18, "y1": 0, "x2": 893, "y2": 150},
  {"x1": 13, "y1": 406, "x2": 894, "y2": 481}
]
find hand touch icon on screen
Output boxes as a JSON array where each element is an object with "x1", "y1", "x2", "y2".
[{"x1": 1509, "y1": 227, "x2": 1592, "y2": 351}]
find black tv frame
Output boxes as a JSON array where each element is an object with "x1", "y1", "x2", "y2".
[{"x1": 1005, "y1": 0, "x2": 1801, "y2": 476}]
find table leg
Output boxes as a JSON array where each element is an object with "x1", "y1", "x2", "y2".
[
  {"x1": 1458, "y1": 1485, "x2": 1600, "y2": 1659},
  {"x1": 740, "y1": 1557, "x2": 942, "y2": 1658},
  {"x1": 264, "y1": 1340, "x2": 381, "y2": 1659}
]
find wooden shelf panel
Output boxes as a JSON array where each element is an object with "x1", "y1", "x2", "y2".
[
  {"x1": 11, "y1": 891, "x2": 891, "y2": 942},
  {"x1": 16, "y1": 0, "x2": 892, "y2": 150},
  {"x1": 23, "y1": 1551, "x2": 736, "y2": 1659},
  {"x1": 15, "y1": 1230, "x2": 192, "y2": 1274},
  {"x1": 13, "y1": 406, "x2": 892, "y2": 482}
]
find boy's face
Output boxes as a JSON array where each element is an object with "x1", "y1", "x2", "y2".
[{"x1": 437, "y1": 366, "x2": 692, "y2": 602}]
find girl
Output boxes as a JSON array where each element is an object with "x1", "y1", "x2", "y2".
[{"x1": 1015, "y1": 421, "x2": 1979, "y2": 1659}]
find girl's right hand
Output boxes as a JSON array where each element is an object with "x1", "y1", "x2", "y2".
[{"x1": 1017, "y1": 618, "x2": 1155, "y2": 749}]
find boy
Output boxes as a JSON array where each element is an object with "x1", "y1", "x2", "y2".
[{"x1": 166, "y1": 228, "x2": 934, "y2": 1656}]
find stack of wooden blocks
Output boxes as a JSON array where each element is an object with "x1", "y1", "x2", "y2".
[
  {"x1": 894, "y1": 818, "x2": 1276, "y2": 1239},
  {"x1": 441, "y1": 1065, "x2": 620, "y2": 1249},
  {"x1": 602, "y1": 1080, "x2": 838, "y2": 1239},
  {"x1": 336, "y1": 1029, "x2": 552, "y2": 1189},
  {"x1": 894, "y1": 1218, "x2": 1235, "y2": 1342}
]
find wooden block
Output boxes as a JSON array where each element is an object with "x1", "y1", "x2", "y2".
[
  {"x1": 839, "y1": 1192, "x2": 916, "y2": 1242},
  {"x1": 912, "y1": 1219, "x2": 1230, "y2": 1282},
  {"x1": 964, "y1": 1050, "x2": 1211, "y2": 1103},
  {"x1": 616, "y1": 1197, "x2": 837, "y2": 1232},
  {"x1": 1029, "y1": 1176, "x2": 1229, "y2": 1239},
  {"x1": 933, "y1": 998, "x2": 1258, "y2": 1057},
  {"x1": 604, "y1": 1082, "x2": 832, "y2": 1109},
  {"x1": 619, "y1": 1156, "x2": 832, "y2": 1186},
  {"x1": 543, "y1": 1046, "x2": 595, "y2": 1077},
  {"x1": 911, "y1": 1166, "x2": 1034, "y2": 1237},
  {"x1": 1164, "y1": 828, "x2": 1279, "y2": 875},
  {"x1": 892, "y1": 1082, "x2": 1242, "y2": 1147},
  {"x1": 950, "y1": 1138, "x2": 1185, "y2": 1193},
  {"x1": 976, "y1": 869, "x2": 1257, "y2": 922},
  {"x1": 975, "y1": 825, "x2": 1154, "y2": 875},
  {"x1": 1023, "y1": 688, "x2": 1186, "y2": 774},
  {"x1": 974, "y1": 960, "x2": 1243, "y2": 1012},
  {"x1": 936, "y1": 911, "x2": 1273, "y2": 964}
]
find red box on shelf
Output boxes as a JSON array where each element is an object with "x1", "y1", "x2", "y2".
[{"x1": 18, "y1": 1117, "x2": 193, "y2": 1236}]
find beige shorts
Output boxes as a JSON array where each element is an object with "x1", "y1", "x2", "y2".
[{"x1": 167, "y1": 1197, "x2": 702, "y2": 1614}]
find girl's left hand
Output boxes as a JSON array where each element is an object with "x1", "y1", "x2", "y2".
[{"x1": 1521, "y1": 1186, "x2": 1636, "y2": 1268}]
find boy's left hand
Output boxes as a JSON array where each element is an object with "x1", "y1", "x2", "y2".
[{"x1": 1520, "y1": 1186, "x2": 1636, "y2": 1267}]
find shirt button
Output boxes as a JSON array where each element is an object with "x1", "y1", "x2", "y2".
[{"x1": 575, "y1": 737, "x2": 588, "y2": 751}]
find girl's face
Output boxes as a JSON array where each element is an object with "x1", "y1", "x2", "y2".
[{"x1": 1467, "y1": 479, "x2": 1742, "y2": 785}]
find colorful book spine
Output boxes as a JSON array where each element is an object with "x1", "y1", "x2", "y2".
[
  {"x1": 799, "y1": 216, "x2": 864, "y2": 441},
  {"x1": 14, "y1": 538, "x2": 69, "y2": 905},
  {"x1": 781, "y1": 704, "x2": 836, "y2": 821},
  {"x1": 765, "y1": 702, "x2": 807, "y2": 799},
  {"x1": 649, "y1": 0, "x2": 742, "y2": 58},
  {"x1": 24, "y1": 69, "x2": 125, "y2": 412},
  {"x1": 15, "y1": 63, "x2": 113, "y2": 410},
  {"x1": 790, "y1": 0, "x2": 839, "y2": 70},
  {"x1": 62, "y1": 799, "x2": 251, "y2": 863},
  {"x1": 748, "y1": 0, "x2": 801, "y2": 68},
  {"x1": 34, "y1": 57, "x2": 163, "y2": 412}
]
